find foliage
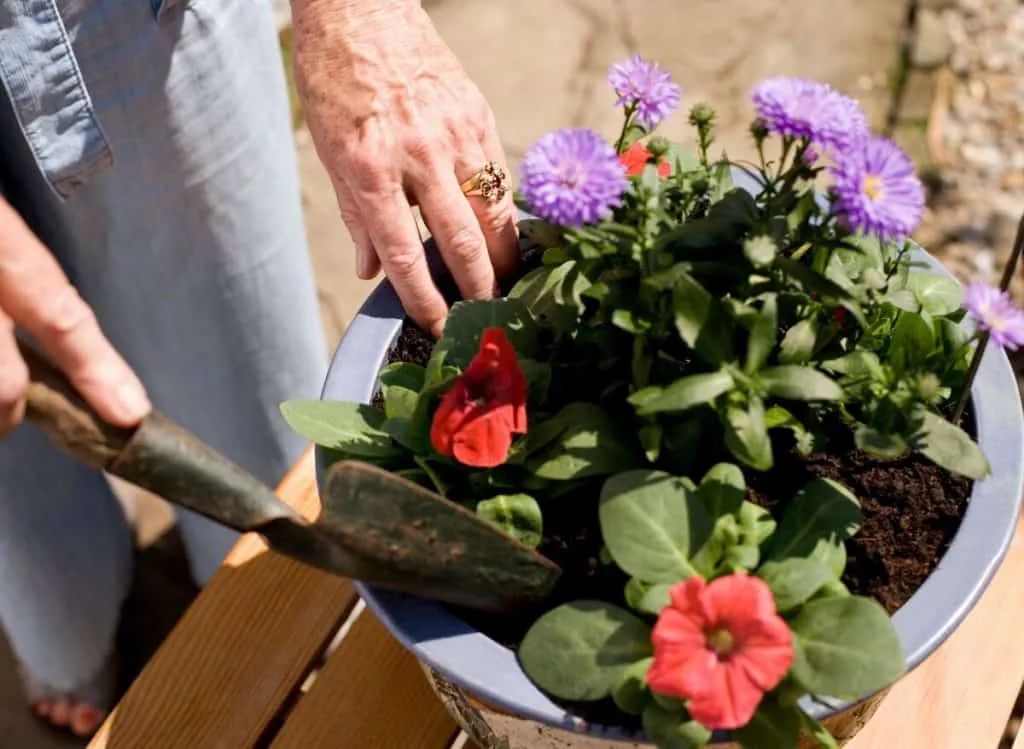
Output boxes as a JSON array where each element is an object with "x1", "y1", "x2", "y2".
[{"x1": 281, "y1": 71, "x2": 998, "y2": 748}]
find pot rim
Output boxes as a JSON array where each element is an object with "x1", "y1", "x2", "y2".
[{"x1": 317, "y1": 248, "x2": 1024, "y2": 742}]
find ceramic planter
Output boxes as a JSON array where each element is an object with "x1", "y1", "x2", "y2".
[{"x1": 316, "y1": 246, "x2": 1024, "y2": 747}]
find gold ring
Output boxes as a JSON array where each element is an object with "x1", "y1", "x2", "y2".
[{"x1": 460, "y1": 161, "x2": 509, "y2": 204}]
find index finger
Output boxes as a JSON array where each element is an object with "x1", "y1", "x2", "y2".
[{"x1": 0, "y1": 200, "x2": 150, "y2": 425}]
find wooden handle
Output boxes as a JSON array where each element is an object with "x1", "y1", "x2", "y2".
[
  {"x1": 18, "y1": 339, "x2": 301, "y2": 535},
  {"x1": 17, "y1": 340, "x2": 133, "y2": 469}
]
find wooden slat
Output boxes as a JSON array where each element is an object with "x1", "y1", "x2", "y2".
[
  {"x1": 848, "y1": 517, "x2": 1024, "y2": 748},
  {"x1": 90, "y1": 448, "x2": 359, "y2": 749},
  {"x1": 271, "y1": 608, "x2": 459, "y2": 749}
]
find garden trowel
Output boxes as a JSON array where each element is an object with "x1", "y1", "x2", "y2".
[{"x1": 19, "y1": 341, "x2": 559, "y2": 612}]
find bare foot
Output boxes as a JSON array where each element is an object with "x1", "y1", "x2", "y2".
[{"x1": 32, "y1": 699, "x2": 105, "y2": 737}]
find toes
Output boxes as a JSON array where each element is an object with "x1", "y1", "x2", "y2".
[
  {"x1": 70, "y1": 704, "x2": 104, "y2": 737},
  {"x1": 49, "y1": 699, "x2": 71, "y2": 727}
]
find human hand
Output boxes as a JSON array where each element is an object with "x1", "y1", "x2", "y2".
[
  {"x1": 292, "y1": 0, "x2": 518, "y2": 337},
  {"x1": 0, "y1": 199, "x2": 150, "y2": 436}
]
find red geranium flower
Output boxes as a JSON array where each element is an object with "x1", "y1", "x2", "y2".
[
  {"x1": 430, "y1": 327, "x2": 527, "y2": 468},
  {"x1": 647, "y1": 574, "x2": 793, "y2": 730},
  {"x1": 619, "y1": 141, "x2": 671, "y2": 177}
]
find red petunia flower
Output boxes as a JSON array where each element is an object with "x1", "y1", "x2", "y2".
[
  {"x1": 619, "y1": 141, "x2": 671, "y2": 178},
  {"x1": 647, "y1": 574, "x2": 793, "y2": 730},
  {"x1": 430, "y1": 327, "x2": 527, "y2": 468}
]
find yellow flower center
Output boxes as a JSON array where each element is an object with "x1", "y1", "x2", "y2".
[
  {"x1": 863, "y1": 174, "x2": 884, "y2": 202},
  {"x1": 706, "y1": 627, "x2": 736, "y2": 656}
]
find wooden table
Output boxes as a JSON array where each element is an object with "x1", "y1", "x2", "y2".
[{"x1": 89, "y1": 449, "x2": 1024, "y2": 749}]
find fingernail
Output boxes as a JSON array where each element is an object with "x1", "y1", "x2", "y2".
[
  {"x1": 116, "y1": 381, "x2": 151, "y2": 422},
  {"x1": 429, "y1": 320, "x2": 445, "y2": 339},
  {"x1": 356, "y1": 253, "x2": 374, "y2": 280}
]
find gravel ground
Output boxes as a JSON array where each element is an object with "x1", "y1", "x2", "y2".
[{"x1": 917, "y1": 0, "x2": 1024, "y2": 300}]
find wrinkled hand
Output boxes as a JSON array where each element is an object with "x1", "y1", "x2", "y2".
[
  {"x1": 0, "y1": 199, "x2": 150, "y2": 436},
  {"x1": 292, "y1": 0, "x2": 518, "y2": 337}
]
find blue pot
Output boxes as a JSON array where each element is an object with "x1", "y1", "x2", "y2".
[{"x1": 316, "y1": 247, "x2": 1024, "y2": 744}]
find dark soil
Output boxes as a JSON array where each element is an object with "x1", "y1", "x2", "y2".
[
  {"x1": 386, "y1": 319, "x2": 972, "y2": 616},
  {"x1": 745, "y1": 427, "x2": 971, "y2": 613},
  {"x1": 384, "y1": 317, "x2": 972, "y2": 725}
]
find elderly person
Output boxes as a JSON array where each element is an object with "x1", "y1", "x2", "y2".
[{"x1": 0, "y1": 0, "x2": 515, "y2": 735}]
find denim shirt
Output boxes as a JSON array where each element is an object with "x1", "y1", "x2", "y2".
[{"x1": 0, "y1": 0, "x2": 186, "y2": 198}]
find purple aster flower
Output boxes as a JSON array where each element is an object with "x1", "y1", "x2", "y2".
[
  {"x1": 519, "y1": 129, "x2": 627, "y2": 227},
  {"x1": 963, "y1": 282, "x2": 1024, "y2": 350},
  {"x1": 751, "y1": 76, "x2": 868, "y2": 151},
  {"x1": 830, "y1": 135, "x2": 925, "y2": 243},
  {"x1": 607, "y1": 55, "x2": 681, "y2": 131}
]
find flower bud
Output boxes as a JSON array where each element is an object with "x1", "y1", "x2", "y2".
[
  {"x1": 646, "y1": 136, "x2": 671, "y2": 159},
  {"x1": 689, "y1": 102, "x2": 716, "y2": 128},
  {"x1": 750, "y1": 118, "x2": 769, "y2": 143}
]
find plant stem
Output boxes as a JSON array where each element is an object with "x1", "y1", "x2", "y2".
[
  {"x1": 614, "y1": 104, "x2": 637, "y2": 154},
  {"x1": 952, "y1": 211, "x2": 1024, "y2": 424}
]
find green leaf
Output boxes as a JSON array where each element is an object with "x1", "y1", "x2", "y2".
[
  {"x1": 744, "y1": 235, "x2": 777, "y2": 267},
  {"x1": 639, "y1": 423, "x2": 662, "y2": 463},
  {"x1": 613, "y1": 308, "x2": 652, "y2": 334},
  {"x1": 768, "y1": 479, "x2": 860, "y2": 576},
  {"x1": 906, "y1": 273, "x2": 962, "y2": 317},
  {"x1": 913, "y1": 407, "x2": 990, "y2": 479},
  {"x1": 438, "y1": 299, "x2": 537, "y2": 368},
  {"x1": 800, "y1": 711, "x2": 840, "y2": 749},
  {"x1": 673, "y1": 273, "x2": 735, "y2": 365},
  {"x1": 518, "y1": 358, "x2": 551, "y2": 406},
  {"x1": 518, "y1": 218, "x2": 564, "y2": 251},
  {"x1": 665, "y1": 144, "x2": 701, "y2": 174},
  {"x1": 822, "y1": 350, "x2": 884, "y2": 380},
  {"x1": 790, "y1": 596, "x2": 905, "y2": 697},
  {"x1": 508, "y1": 261, "x2": 589, "y2": 334},
  {"x1": 379, "y1": 362, "x2": 425, "y2": 392},
  {"x1": 657, "y1": 189, "x2": 757, "y2": 253},
  {"x1": 527, "y1": 404, "x2": 641, "y2": 480},
  {"x1": 759, "y1": 366, "x2": 844, "y2": 402},
  {"x1": 854, "y1": 425, "x2": 908, "y2": 459},
  {"x1": 746, "y1": 294, "x2": 778, "y2": 373},
  {"x1": 519, "y1": 601, "x2": 652, "y2": 701},
  {"x1": 642, "y1": 703, "x2": 712, "y2": 749},
  {"x1": 710, "y1": 159, "x2": 735, "y2": 202},
  {"x1": 889, "y1": 312, "x2": 935, "y2": 374},
  {"x1": 476, "y1": 494, "x2": 543, "y2": 548},
  {"x1": 778, "y1": 319, "x2": 818, "y2": 365},
  {"x1": 738, "y1": 501, "x2": 776, "y2": 546},
  {"x1": 624, "y1": 578, "x2": 672, "y2": 616},
  {"x1": 721, "y1": 396, "x2": 773, "y2": 470},
  {"x1": 280, "y1": 400, "x2": 401, "y2": 458},
  {"x1": 777, "y1": 257, "x2": 866, "y2": 327},
  {"x1": 600, "y1": 470, "x2": 712, "y2": 582},
  {"x1": 382, "y1": 385, "x2": 419, "y2": 423},
  {"x1": 764, "y1": 405, "x2": 819, "y2": 455},
  {"x1": 757, "y1": 558, "x2": 835, "y2": 612},
  {"x1": 886, "y1": 287, "x2": 920, "y2": 313},
  {"x1": 611, "y1": 657, "x2": 654, "y2": 715},
  {"x1": 630, "y1": 370, "x2": 735, "y2": 415},
  {"x1": 734, "y1": 701, "x2": 801, "y2": 749},
  {"x1": 696, "y1": 462, "x2": 746, "y2": 519}
]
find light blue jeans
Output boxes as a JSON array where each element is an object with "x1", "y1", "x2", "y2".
[{"x1": 0, "y1": 0, "x2": 326, "y2": 700}]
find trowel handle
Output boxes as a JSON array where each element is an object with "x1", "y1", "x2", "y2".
[
  {"x1": 18, "y1": 339, "x2": 302, "y2": 533},
  {"x1": 18, "y1": 339, "x2": 133, "y2": 470}
]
